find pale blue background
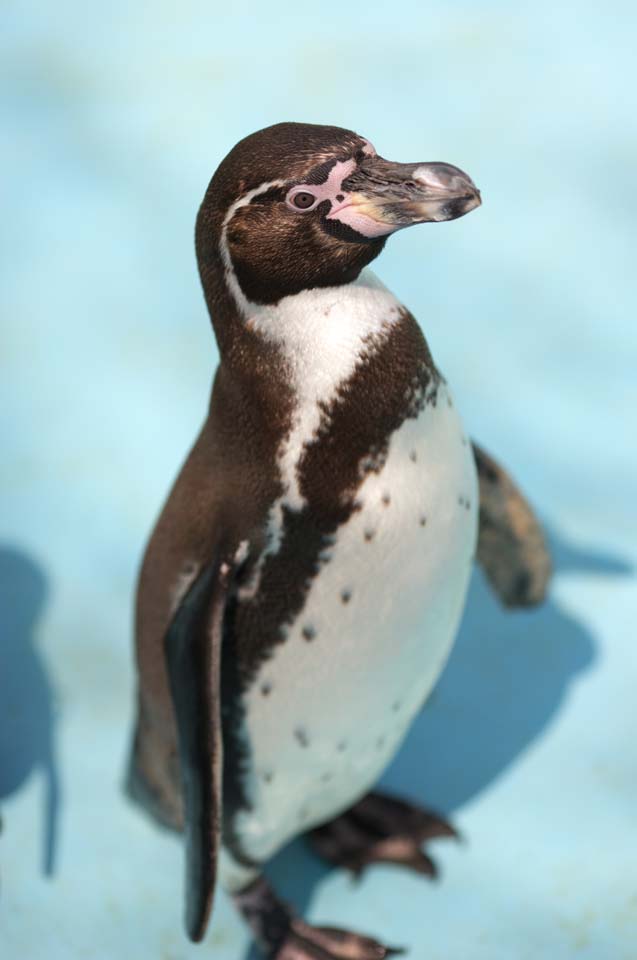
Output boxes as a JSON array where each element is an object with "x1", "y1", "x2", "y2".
[{"x1": 1, "y1": 1, "x2": 636, "y2": 958}]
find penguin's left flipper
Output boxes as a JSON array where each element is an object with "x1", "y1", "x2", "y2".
[
  {"x1": 164, "y1": 552, "x2": 233, "y2": 943},
  {"x1": 308, "y1": 791, "x2": 458, "y2": 879},
  {"x1": 472, "y1": 442, "x2": 552, "y2": 607}
]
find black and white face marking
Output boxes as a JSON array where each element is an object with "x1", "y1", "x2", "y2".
[
  {"x1": 284, "y1": 142, "x2": 481, "y2": 242},
  {"x1": 280, "y1": 148, "x2": 402, "y2": 244},
  {"x1": 218, "y1": 152, "x2": 387, "y2": 305},
  {"x1": 284, "y1": 154, "x2": 367, "y2": 220},
  {"x1": 198, "y1": 122, "x2": 481, "y2": 307}
]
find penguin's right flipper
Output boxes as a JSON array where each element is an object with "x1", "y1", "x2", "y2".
[
  {"x1": 472, "y1": 442, "x2": 552, "y2": 607},
  {"x1": 164, "y1": 552, "x2": 233, "y2": 943}
]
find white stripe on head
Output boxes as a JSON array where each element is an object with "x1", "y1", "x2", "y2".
[
  {"x1": 219, "y1": 179, "x2": 286, "y2": 318},
  {"x1": 218, "y1": 156, "x2": 370, "y2": 316}
]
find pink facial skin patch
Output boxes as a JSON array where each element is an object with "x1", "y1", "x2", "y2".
[
  {"x1": 286, "y1": 158, "x2": 357, "y2": 211},
  {"x1": 327, "y1": 204, "x2": 396, "y2": 239},
  {"x1": 286, "y1": 147, "x2": 397, "y2": 239}
]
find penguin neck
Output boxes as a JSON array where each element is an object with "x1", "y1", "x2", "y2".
[
  {"x1": 200, "y1": 249, "x2": 413, "y2": 424},
  {"x1": 202, "y1": 255, "x2": 438, "y2": 523}
]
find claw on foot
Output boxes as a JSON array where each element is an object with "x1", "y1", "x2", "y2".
[
  {"x1": 309, "y1": 790, "x2": 459, "y2": 880},
  {"x1": 234, "y1": 874, "x2": 403, "y2": 960},
  {"x1": 273, "y1": 920, "x2": 404, "y2": 960}
]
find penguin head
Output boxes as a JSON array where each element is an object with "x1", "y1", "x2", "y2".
[{"x1": 196, "y1": 122, "x2": 481, "y2": 307}]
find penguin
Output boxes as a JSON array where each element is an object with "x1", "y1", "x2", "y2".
[{"x1": 128, "y1": 122, "x2": 551, "y2": 959}]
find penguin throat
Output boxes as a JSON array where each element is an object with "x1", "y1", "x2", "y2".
[{"x1": 238, "y1": 272, "x2": 407, "y2": 516}]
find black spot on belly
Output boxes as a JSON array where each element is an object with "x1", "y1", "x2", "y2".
[
  {"x1": 419, "y1": 515, "x2": 427, "y2": 527},
  {"x1": 302, "y1": 625, "x2": 316, "y2": 641},
  {"x1": 340, "y1": 589, "x2": 352, "y2": 604},
  {"x1": 381, "y1": 492, "x2": 391, "y2": 506},
  {"x1": 392, "y1": 700, "x2": 401, "y2": 712},
  {"x1": 409, "y1": 450, "x2": 418, "y2": 462},
  {"x1": 364, "y1": 528, "x2": 375, "y2": 542},
  {"x1": 222, "y1": 307, "x2": 440, "y2": 842},
  {"x1": 337, "y1": 740, "x2": 348, "y2": 752},
  {"x1": 465, "y1": 499, "x2": 471, "y2": 510},
  {"x1": 261, "y1": 681, "x2": 272, "y2": 696},
  {"x1": 321, "y1": 771, "x2": 333, "y2": 783},
  {"x1": 295, "y1": 727, "x2": 310, "y2": 748},
  {"x1": 376, "y1": 735, "x2": 386, "y2": 749},
  {"x1": 336, "y1": 193, "x2": 344, "y2": 202},
  {"x1": 262, "y1": 770, "x2": 274, "y2": 783}
]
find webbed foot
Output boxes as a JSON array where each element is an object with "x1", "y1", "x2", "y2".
[
  {"x1": 308, "y1": 790, "x2": 458, "y2": 879},
  {"x1": 274, "y1": 920, "x2": 403, "y2": 960},
  {"x1": 234, "y1": 875, "x2": 403, "y2": 959}
]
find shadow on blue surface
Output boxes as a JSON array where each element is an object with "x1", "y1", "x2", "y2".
[
  {"x1": 0, "y1": 546, "x2": 61, "y2": 876},
  {"x1": 382, "y1": 524, "x2": 624, "y2": 814},
  {"x1": 243, "y1": 524, "x2": 631, "y2": 956}
]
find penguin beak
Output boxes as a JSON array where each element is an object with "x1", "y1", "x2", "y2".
[{"x1": 329, "y1": 156, "x2": 481, "y2": 238}]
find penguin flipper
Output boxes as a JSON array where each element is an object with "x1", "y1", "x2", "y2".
[
  {"x1": 164, "y1": 552, "x2": 233, "y2": 943},
  {"x1": 472, "y1": 442, "x2": 552, "y2": 607}
]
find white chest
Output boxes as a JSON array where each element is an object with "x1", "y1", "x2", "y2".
[{"x1": 231, "y1": 378, "x2": 478, "y2": 868}]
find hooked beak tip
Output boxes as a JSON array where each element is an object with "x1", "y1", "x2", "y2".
[
  {"x1": 412, "y1": 162, "x2": 482, "y2": 221},
  {"x1": 462, "y1": 187, "x2": 482, "y2": 213},
  {"x1": 327, "y1": 157, "x2": 482, "y2": 237}
]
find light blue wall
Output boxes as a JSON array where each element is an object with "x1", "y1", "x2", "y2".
[{"x1": 1, "y1": 2, "x2": 636, "y2": 957}]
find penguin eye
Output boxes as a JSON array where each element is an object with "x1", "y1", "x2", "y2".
[{"x1": 290, "y1": 191, "x2": 317, "y2": 210}]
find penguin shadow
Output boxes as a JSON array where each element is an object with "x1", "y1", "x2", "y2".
[
  {"x1": 244, "y1": 524, "x2": 631, "y2": 958},
  {"x1": 0, "y1": 546, "x2": 61, "y2": 876}
]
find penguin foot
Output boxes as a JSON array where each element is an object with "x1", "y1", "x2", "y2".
[
  {"x1": 234, "y1": 875, "x2": 403, "y2": 960},
  {"x1": 308, "y1": 790, "x2": 458, "y2": 879},
  {"x1": 273, "y1": 921, "x2": 404, "y2": 960}
]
